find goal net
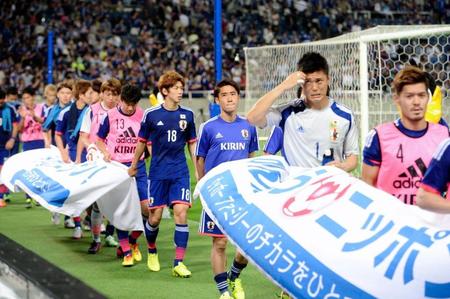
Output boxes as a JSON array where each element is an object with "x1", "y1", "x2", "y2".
[{"x1": 244, "y1": 25, "x2": 450, "y2": 143}]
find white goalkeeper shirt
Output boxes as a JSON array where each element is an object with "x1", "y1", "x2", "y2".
[{"x1": 265, "y1": 98, "x2": 359, "y2": 167}]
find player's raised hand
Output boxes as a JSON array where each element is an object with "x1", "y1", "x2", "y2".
[{"x1": 279, "y1": 71, "x2": 305, "y2": 91}]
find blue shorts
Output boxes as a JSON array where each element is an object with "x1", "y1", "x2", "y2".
[
  {"x1": 149, "y1": 177, "x2": 191, "y2": 209},
  {"x1": 199, "y1": 209, "x2": 224, "y2": 237},
  {"x1": 123, "y1": 161, "x2": 148, "y2": 201},
  {"x1": 22, "y1": 140, "x2": 45, "y2": 151},
  {"x1": 68, "y1": 147, "x2": 87, "y2": 163},
  {"x1": 0, "y1": 148, "x2": 10, "y2": 166}
]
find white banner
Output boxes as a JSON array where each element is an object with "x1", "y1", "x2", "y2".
[
  {"x1": 1, "y1": 147, "x2": 143, "y2": 232},
  {"x1": 194, "y1": 156, "x2": 450, "y2": 299}
]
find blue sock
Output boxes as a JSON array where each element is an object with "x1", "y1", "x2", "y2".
[
  {"x1": 144, "y1": 221, "x2": 159, "y2": 254},
  {"x1": 173, "y1": 224, "x2": 189, "y2": 266},
  {"x1": 228, "y1": 260, "x2": 247, "y2": 281},
  {"x1": 105, "y1": 223, "x2": 115, "y2": 237},
  {"x1": 214, "y1": 272, "x2": 229, "y2": 294}
]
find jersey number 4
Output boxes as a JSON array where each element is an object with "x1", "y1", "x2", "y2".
[
  {"x1": 396, "y1": 144, "x2": 404, "y2": 163},
  {"x1": 167, "y1": 130, "x2": 177, "y2": 142}
]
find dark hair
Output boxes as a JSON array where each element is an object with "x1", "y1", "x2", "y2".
[
  {"x1": 92, "y1": 79, "x2": 102, "y2": 93},
  {"x1": 6, "y1": 86, "x2": 18, "y2": 96},
  {"x1": 121, "y1": 84, "x2": 141, "y2": 104},
  {"x1": 74, "y1": 80, "x2": 92, "y2": 100},
  {"x1": 22, "y1": 86, "x2": 35, "y2": 96},
  {"x1": 392, "y1": 66, "x2": 428, "y2": 95},
  {"x1": 213, "y1": 79, "x2": 240, "y2": 98},
  {"x1": 0, "y1": 89, "x2": 5, "y2": 99},
  {"x1": 297, "y1": 52, "x2": 329, "y2": 75}
]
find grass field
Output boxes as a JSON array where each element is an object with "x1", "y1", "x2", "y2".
[{"x1": 0, "y1": 151, "x2": 281, "y2": 299}]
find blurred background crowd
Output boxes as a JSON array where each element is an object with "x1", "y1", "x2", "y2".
[{"x1": 0, "y1": 0, "x2": 449, "y2": 94}]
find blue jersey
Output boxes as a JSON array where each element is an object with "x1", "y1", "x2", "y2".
[
  {"x1": 0, "y1": 104, "x2": 18, "y2": 147},
  {"x1": 363, "y1": 119, "x2": 443, "y2": 166},
  {"x1": 421, "y1": 138, "x2": 450, "y2": 195},
  {"x1": 196, "y1": 115, "x2": 259, "y2": 173},
  {"x1": 55, "y1": 103, "x2": 85, "y2": 150},
  {"x1": 264, "y1": 126, "x2": 283, "y2": 155},
  {"x1": 138, "y1": 105, "x2": 196, "y2": 179}
]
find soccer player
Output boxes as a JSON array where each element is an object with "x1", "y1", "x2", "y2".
[
  {"x1": 362, "y1": 66, "x2": 448, "y2": 205},
  {"x1": 0, "y1": 89, "x2": 19, "y2": 208},
  {"x1": 55, "y1": 80, "x2": 94, "y2": 238},
  {"x1": 417, "y1": 138, "x2": 450, "y2": 212},
  {"x1": 197, "y1": 79, "x2": 258, "y2": 299},
  {"x1": 5, "y1": 86, "x2": 20, "y2": 157},
  {"x1": 96, "y1": 84, "x2": 147, "y2": 266},
  {"x1": 42, "y1": 84, "x2": 57, "y2": 123},
  {"x1": 18, "y1": 86, "x2": 45, "y2": 208},
  {"x1": 129, "y1": 70, "x2": 196, "y2": 278},
  {"x1": 76, "y1": 78, "x2": 120, "y2": 250},
  {"x1": 247, "y1": 52, "x2": 358, "y2": 171}
]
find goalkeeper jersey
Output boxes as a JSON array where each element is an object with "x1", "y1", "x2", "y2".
[{"x1": 265, "y1": 98, "x2": 359, "y2": 167}]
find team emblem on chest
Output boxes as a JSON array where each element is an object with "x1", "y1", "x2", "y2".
[
  {"x1": 330, "y1": 120, "x2": 339, "y2": 141},
  {"x1": 179, "y1": 114, "x2": 187, "y2": 131},
  {"x1": 241, "y1": 129, "x2": 249, "y2": 139}
]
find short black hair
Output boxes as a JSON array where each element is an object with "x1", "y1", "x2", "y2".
[
  {"x1": 121, "y1": 84, "x2": 141, "y2": 104},
  {"x1": 297, "y1": 52, "x2": 329, "y2": 75},
  {"x1": 0, "y1": 89, "x2": 5, "y2": 99},
  {"x1": 213, "y1": 79, "x2": 240, "y2": 98},
  {"x1": 92, "y1": 79, "x2": 102, "y2": 93},
  {"x1": 22, "y1": 86, "x2": 35, "y2": 96},
  {"x1": 6, "y1": 86, "x2": 18, "y2": 96}
]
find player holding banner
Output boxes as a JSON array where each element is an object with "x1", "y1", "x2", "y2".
[
  {"x1": 197, "y1": 79, "x2": 258, "y2": 299},
  {"x1": 96, "y1": 84, "x2": 147, "y2": 266},
  {"x1": 247, "y1": 52, "x2": 358, "y2": 171},
  {"x1": 362, "y1": 66, "x2": 449, "y2": 205}
]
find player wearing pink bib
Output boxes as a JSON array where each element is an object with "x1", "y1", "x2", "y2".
[
  {"x1": 18, "y1": 87, "x2": 45, "y2": 151},
  {"x1": 362, "y1": 66, "x2": 449, "y2": 205},
  {"x1": 97, "y1": 84, "x2": 148, "y2": 267}
]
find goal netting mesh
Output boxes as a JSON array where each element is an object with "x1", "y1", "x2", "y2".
[{"x1": 244, "y1": 25, "x2": 450, "y2": 142}]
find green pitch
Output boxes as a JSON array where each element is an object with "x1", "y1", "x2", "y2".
[{"x1": 0, "y1": 151, "x2": 280, "y2": 298}]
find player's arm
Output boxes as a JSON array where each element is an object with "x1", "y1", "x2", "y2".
[
  {"x1": 55, "y1": 112, "x2": 70, "y2": 163},
  {"x1": 188, "y1": 141, "x2": 198, "y2": 181},
  {"x1": 247, "y1": 71, "x2": 305, "y2": 127},
  {"x1": 361, "y1": 129, "x2": 381, "y2": 185},
  {"x1": 416, "y1": 188, "x2": 450, "y2": 213},
  {"x1": 75, "y1": 109, "x2": 92, "y2": 162},
  {"x1": 129, "y1": 141, "x2": 146, "y2": 176},
  {"x1": 129, "y1": 115, "x2": 151, "y2": 177},
  {"x1": 43, "y1": 130, "x2": 52, "y2": 148},
  {"x1": 5, "y1": 122, "x2": 18, "y2": 151},
  {"x1": 95, "y1": 115, "x2": 112, "y2": 162},
  {"x1": 196, "y1": 156, "x2": 206, "y2": 180},
  {"x1": 328, "y1": 154, "x2": 358, "y2": 173}
]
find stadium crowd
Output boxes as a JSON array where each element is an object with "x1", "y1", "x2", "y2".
[{"x1": 1, "y1": 0, "x2": 449, "y2": 95}]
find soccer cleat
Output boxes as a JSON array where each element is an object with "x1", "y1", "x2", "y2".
[
  {"x1": 25, "y1": 198, "x2": 32, "y2": 209},
  {"x1": 34, "y1": 199, "x2": 40, "y2": 206},
  {"x1": 122, "y1": 254, "x2": 134, "y2": 267},
  {"x1": 51, "y1": 213, "x2": 60, "y2": 225},
  {"x1": 147, "y1": 253, "x2": 160, "y2": 272},
  {"x1": 82, "y1": 218, "x2": 91, "y2": 231},
  {"x1": 130, "y1": 243, "x2": 142, "y2": 262},
  {"x1": 172, "y1": 262, "x2": 191, "y2": 278},
  {"x1": 88, "y1": 241, "x2": 101, "y2": 254},
  {"x1": 229, "y1": 279, "x2": 245, "y2": 299},
  {"x1": 116, "y1": 246, "x2": 124, "y2": 258},
  {"x1": 64, "y1": 218, "x2": 75, "y2": 228},
  {"x1": 0, "y1": 199, "x2": 6, "y2": 208},
  {"x1": 3, "y1": 194, "x2": 11, "y2": 203},
  {"x1": 279, "y1": 290, "x2": 291, "y2": 299},
  {"x1": 219, "y1": 292, "x2": 233, "y2": 299},
  {"x1": 105, "y1": 235, "x2": 119, "y2": 247},
  {"x1": 72, "y1": 227, "x2": 83, "y2": 239}
]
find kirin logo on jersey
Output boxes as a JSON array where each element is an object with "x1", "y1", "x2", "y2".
[
  {"x1": 179, "y1": 120, "x2": 187, "y2": 131},
  {"x1": 282, "y1": 175, "x2": 351, "y2": 217},
  {"x1": 241, "y1": 129, "x2": 249, "y2": 139}
]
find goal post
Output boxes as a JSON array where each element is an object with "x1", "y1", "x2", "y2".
[{"x1": 244, "y1": 25, "x2": 450, "y2": 144}]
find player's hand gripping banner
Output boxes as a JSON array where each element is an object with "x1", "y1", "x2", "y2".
[
  {"x1": 1, "y1": 147, "x2": 143, "y2": 231},
  {"x1": 194, "y1": 156, "x2": 450, "y2": 299}
]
